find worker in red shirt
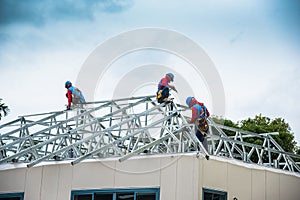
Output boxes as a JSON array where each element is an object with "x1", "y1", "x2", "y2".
[
  {"x1": 157, "y1": 73, "x2": 177, "y2": 103},
  {"x1": 65, "y1": 81, "x2": 86, "y2": 110},
  {"x1": 186, "y1": 96, "x2": 210, "y2": 146}
]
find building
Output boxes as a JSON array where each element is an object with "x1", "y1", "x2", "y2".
[{"x1": 0, "y1": 96, "x2": 299, "y2": 200}]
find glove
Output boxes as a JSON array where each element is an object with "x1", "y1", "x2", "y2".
[{"x1": 172, "y1": 86, "x2": 178, "y2": 93}]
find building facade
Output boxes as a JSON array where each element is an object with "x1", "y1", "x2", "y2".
[{"x1": 1, "y1": 154, "x2": 300, "y2": 200}]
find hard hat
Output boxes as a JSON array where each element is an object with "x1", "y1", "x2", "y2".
[
  {"x1": 65, "y1": 81, "x2": 72, "y2": 88},
  {"x1": 186, "y1": 96, "x2": 193, "y2": 107},
  {"x1": 166, "y1": 73, "x2": 174, "y2": 81}
]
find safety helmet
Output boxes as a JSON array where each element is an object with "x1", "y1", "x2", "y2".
[
  {"x1": 166, "y1": 73, "x2": 174, "y2": 81},
  {"x1": 186, "y1": 96, "x2": 194, "y2": 107},
  {"x1": 65, "y1": 81, "x2": 72, "y2": 88}
]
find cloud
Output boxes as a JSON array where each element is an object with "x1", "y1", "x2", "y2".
[
  {"x1": 267, "y1": 0, "x2": 300, "y2": 43},
  {"x1": 230, "y1": 31, "x2": 245, "y2": 44},
  {"x1": 0, "y1": 0, "x2": 299, "y2": 144},
  {"x1": 271, "y1": 0, "x2": 300, "y2": 24},
  {"x1": 98, "y1": 0, "x2": 134, "y2": 13},
  {"x1": 0, "y1": 0, "x2": 44, "y2": 26},
  {"x1": 0, "y1": 33, "x2": 11, "y2": 43},
  {"x1": 0, "y1": 0, "x2": 133, "y2": 27}
]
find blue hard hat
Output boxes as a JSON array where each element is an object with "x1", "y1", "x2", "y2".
[
  {"x1": 186, "y1": 96, "x2": 193, "y2": 107},
  {"x1": 166, "y1": 73, "x2": 174, "y2": 81},
  {"x1": 65, "y1": 81, "x2": 72, "y2": 88}
]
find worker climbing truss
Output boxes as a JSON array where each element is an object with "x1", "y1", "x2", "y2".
[{"x1": 0, "y1": 95, "x2": 299, "y2": 173}]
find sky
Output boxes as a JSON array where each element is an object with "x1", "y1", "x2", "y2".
[{"x1": 0, "y1": 0, "x2": 300, "y2": 144}]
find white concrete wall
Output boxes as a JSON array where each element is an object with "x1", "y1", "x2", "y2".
[
  {"x1": 201, "y1": 156, "x2": 300, "y2": 200},
  {"x1": 0, "y1": 155, "x2": 200, "y2": 200},
  {"x1": 0, "y1": 154, "x2": 300, "y2": 200},
  {"x1": 0, "y1": 167, "x2": 26, "y2": 193}
]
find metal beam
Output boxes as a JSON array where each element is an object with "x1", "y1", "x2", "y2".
[{"x1": 0, "y1": 95, "x2": 299, "y2": 174}]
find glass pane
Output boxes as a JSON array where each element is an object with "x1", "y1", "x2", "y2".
[
  {"x1": 116, "y1": 193, "x2": 134, "y2": 200},
  {"x1": 136, "y1": 193, "x2": 156, "y2": 200},
  {"x1": 218, "y1": 194, "x2": 226, "y2": 200},
  {"x1": 213, "y1": 194, "x2": 220, "y2": 200},
  {"x1": 74, "y1": 194, "x2": 92, "y2": 200},
  {"x1": 94, "y1": 193, "x2": 113, "y2": 200},
  {"x1": 203, "y1": 192, "x2": 213, "y2": 200},
  {"x1": 204, "y1": 192, "x2": 226, "y2": 200}
]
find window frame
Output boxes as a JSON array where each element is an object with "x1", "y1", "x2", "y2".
[
  {"x1": 202, "y1": 188, "x2": 227, "y2": 200},
  {"x1": 0, "y1": 192, "x2": 24, "y2": 200},
  {"x1": 71, "y1": 188, "x2": 160, "y2": 200}
]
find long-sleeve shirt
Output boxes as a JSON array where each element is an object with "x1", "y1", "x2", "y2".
[
  {"x1": 66, "y1": 86, "x2": 86, "y2": 107},
  {"x1": 67, "y1": 89, "x2": 72, "y2": 107},
  {"x1": 190, "y1": 101, "x2": 210, "y2": 123},
  {"x1": 158, "y1": 77, "x2": 171, "y2": 91}
]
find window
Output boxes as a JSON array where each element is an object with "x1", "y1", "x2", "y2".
[
  {"x1": 71, "y1": 188, "x2": 159, "y2": 200},
  {"x1": 116, "y1": 193, "x2": 134, "y2": 200},
  {"x1": 136, "y1": 192, "x2": 157, "y2": 200},
  {"x1": 94, "y1": 193, "x2": 113, "y2": 200},
  {"x1": 74, "y1": 194, "x2": 92, "y2": 200},
  {"x1": 0, "y1": 193, "x2": 24, "y2": 200},
  {"x1": 203, "y1": 188, "x2": 227, "y2": 200}
]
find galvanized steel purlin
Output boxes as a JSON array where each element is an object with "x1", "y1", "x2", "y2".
[
  {"x1": 0, "y1": 95, "x2": 299, "y2": 173},
  {"x1": 208, "y1": 119, "x2": 300, "y2": 172}
]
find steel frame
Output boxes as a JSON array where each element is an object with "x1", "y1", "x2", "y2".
[{"x1": 0, "y1": 95, "x2": 299, "y2": 173}]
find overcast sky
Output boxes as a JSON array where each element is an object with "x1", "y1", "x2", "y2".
[{"x1": 0, "y1": 0, "x2": 300, "y2": 144}]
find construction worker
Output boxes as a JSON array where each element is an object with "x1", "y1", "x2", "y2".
[
  {"x1": 186, "y1": 96, "x2": 210, "y2": 148},
  {"x1": 65, "y1": 81, "x2": 86, "y2": 110},
  {"x1": 157, "y1": 73, "x2": 177, "y2": 103}
]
